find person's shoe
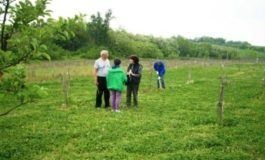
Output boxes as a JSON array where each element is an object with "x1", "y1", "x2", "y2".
[{"x1": 115, "y1": 110, "x2": 121, "y2": 113}]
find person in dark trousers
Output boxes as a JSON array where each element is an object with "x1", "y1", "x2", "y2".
[
  {"x1": 153, "y1": 60, "x2": 166, "y2": 89},
  {"x1": 93, "y1": 50, "x2": 111, "y2": 109},
  {"x1": 126, "y1": 55, "x2": 143, "y2": 107}
]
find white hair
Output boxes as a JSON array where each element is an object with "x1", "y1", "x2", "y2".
[{"x1": 100, "y1": 50, "x2": 109, "y2": 56}]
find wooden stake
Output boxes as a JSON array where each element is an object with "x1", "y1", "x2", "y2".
[
  {"x1": 149, "y1": 60, "x2": 153, "y2": 89},
  {"x1": 217, "y1": 76, "x2": 225, "y2": 124},
  {"x1": 61, "y1": 72, "x2": 70, "y2": 107}
]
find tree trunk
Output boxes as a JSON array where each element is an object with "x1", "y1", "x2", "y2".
[
  {"x1": 0, "y1": 102, "x2": 26, "y2": 116},
  {"x1": 1, "y1": 0, "x2": 10, "y2": 51}
]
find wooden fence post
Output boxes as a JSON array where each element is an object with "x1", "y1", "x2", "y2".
[
  {"x1": 149, "y1": 60, "x2": 153, "y2": 89},
  {"x1": 61, "y1": 71, "x2": 70, "y2": 107},
  {"x1": 186, "y1": 68, "x2": 193, "y2": 84},
  {"x1": 217, "y1": 76, "x2": 226, "y2": 124}
]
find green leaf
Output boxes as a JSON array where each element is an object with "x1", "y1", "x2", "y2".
[
  {"x1": 37, "y1": 52, "x2": 51, "y2": 61},
  {"x1": 31, "y1": 38, "x2": 38, "y2": 51}
]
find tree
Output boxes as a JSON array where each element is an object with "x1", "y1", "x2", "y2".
[
  {"x1": 0, "y1": 0, "x2": 51, "y2": 71},
  {"x1": 87, "y1": 9, "x2": 113, "y2": 46},
  {"x1": 0, "y1": 0, "x2": 52, "y2": 114},
  {"x1": 195, "y1": 43, "x2": 211, "y2": 58},
  {"x1": 53, "y1": 14, "x2": 87, "y2": 51},
  {"x1": 176, "y1": 36, "x2": 195, "y2": 57},
  {"x1": 0, "y1": 0, "x2": 13, "y2": 51},
  {"x1": 108, "y1": 30, "x2": 136, "y2": 57},
  {"x1": 195, "y1": 36, "x2": 225, "y2": 45},
  {"x1": 150, "y1": 37, "x2": 178, "y2": 57}
]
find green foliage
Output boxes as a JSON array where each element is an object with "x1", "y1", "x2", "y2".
[
  {"x1": 108, "y1": 30, "x2": 135, "y2": 57},
  {"x1": 53, "y1": 15, "x2": 86, "y2": 51},
  {"x1": 194, "y1": 36, "x2": 226, "y2": 45},
  {"x1": 44, "y1": 43, "x2": 72, "y2": 60},
  {"x1": 108, "y1": 30, "x2": 163, "y2": 58},
  {"x1": 0, "y1": 65, "x2": 48, "y2": 103},
  {"x1": 151, "y1": 37, "x2": 180, "y2": 58},
  {"x1": 134, "y1": 41, "x2": 163, "y2": 58},
  {"x1": 0, "y1": 0, "x2": 53, "y2": 106},
  {"x1": 16, "y1": 84, "x2": 48, "y2": 103},
  {"x1": 176, "y1": 36, "x2": 195, "y2": 57},
  {"x1": 30, "y1": 9, "x2": 263, "y2": 60},
  {"x1": 87, "y1": 9, "x2": 113, "y2": 46},
  {"x1": 10, "y1": 0, "x2": 50, "y2": 28},
  {"x1": 0, "y1": 65, "x2": 26, "y2": 95},
  {"x1": 80, "y1": 46, "x2": 109, "y2": 59},
  {"x1": 47, "y1": 10, "x2": 113, "y2": 58},
  {"x1": 194, "y1": 36, "x2": 265, "y2": 55},
  {"x1": 0, "y1": 0, "x2": 52, "y2": 70}
]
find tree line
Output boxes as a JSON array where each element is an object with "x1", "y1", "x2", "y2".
[{"x1": 49, "y1": 12, "x2": 265, "y2": 60}]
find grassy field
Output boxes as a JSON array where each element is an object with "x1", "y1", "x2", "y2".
[{"x1": 0, "y1": 59, "x2": 265, "y2": 160}]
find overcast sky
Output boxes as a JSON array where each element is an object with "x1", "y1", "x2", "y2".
[{"x1": 48, "y1": 0, "x2": 265, "y2": 46}]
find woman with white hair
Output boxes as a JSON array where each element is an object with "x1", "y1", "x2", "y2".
[{"x1": 93, "y1": 50, "x2": 111, "y2": 109}]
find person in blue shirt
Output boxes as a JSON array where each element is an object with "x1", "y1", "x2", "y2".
[{"x1": 153, "y1": 60, "x2": 166, "y2": 89}]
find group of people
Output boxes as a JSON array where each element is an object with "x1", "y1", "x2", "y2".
[{"x1": 93, "y1": 50, "x2": 166, "y2": 112}]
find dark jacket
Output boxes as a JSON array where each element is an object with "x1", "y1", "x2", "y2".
[{"x1": 127, "y1": 63, "x2": 143, "y2": 85}]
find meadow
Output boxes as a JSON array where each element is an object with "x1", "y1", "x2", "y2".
[{"x1": 0, "y1": 59, "x2": 265, "y2": 160}]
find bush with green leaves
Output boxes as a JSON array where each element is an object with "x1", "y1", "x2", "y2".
[
  {"x1": 0, "y1": 65, "x2": 48, "y2": 104},
  {"x1": 0, "y1": 65, "x2": 26, "y2": 95},
  {"x1": 80, "y1": 46, "x2": 109, "y2": 59}
]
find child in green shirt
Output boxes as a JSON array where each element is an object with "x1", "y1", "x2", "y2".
[{"x1": 106, "y1": 59, "x2": 127, "y2": 112}]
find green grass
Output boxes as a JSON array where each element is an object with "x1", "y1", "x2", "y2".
[{"x1": 0, "y1": 60, "x2": 265, "y2": 159}]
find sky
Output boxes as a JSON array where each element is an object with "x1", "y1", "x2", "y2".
[{"x1": 48, "y1": 0, "x2": 265, "y2": 46}]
